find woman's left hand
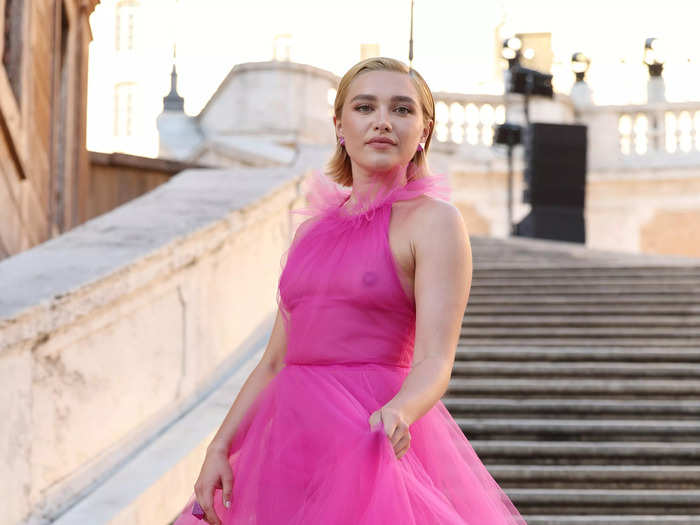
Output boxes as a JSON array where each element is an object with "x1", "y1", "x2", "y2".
[{"x1": 369, "y1": 405, "x2": 411, "y2": 459}]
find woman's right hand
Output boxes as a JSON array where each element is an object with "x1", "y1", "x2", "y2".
[{"x1": 193, "y1": 444, "x2": 234, "y2": 525}]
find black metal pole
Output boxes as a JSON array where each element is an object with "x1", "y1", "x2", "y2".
[
  {"x1": 408, "y1": 0, "x2": 414, "y2": 67},
  {"x1": 507, "y1": 143, "x2": 514, "y2": 235}
]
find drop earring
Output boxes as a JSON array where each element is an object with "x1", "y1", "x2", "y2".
[
  {"x1": 416, "y1": 143, "x2": 424, "y2": 152},
  {"x1": 339, "y1": 137, "x2": 345, "y2": 146}
]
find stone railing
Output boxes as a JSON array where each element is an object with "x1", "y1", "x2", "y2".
[
  {"x1": 429, "y1": 93, "x2": 507, "y2": 160},
  {"x1": 432, "y1": 93, "x2": 506, "y2": 146},
  {"x1": 430, "y1": 91, "x2": 700, "y2": 174},
  {"x1": 582, "y1": 100, "x2": 700, "y2": 171},
  {"x1": 428, "y1": 91, "x2": 577, "y2": 163},
  {"x1": 0, "y1": 148, "x2": 329, "y2": 525}
]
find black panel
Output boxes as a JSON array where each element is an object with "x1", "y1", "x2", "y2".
[
  {"x1": 516, "y1": 122, "x2": 588, "y2": 243},
  {"x1": 516, "y1": 206, "x2": 586, "y2": 243}
]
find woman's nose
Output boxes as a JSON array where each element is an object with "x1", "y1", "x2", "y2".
[{"x1": 374, "y1": 109, "x2": 391, "y2": 130}]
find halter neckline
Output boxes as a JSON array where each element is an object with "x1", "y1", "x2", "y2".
[
  {"x1": 293, "y1": 163, "x2": 452, "y2": 226},
  {"x1": 335, "y1": 182, "x2": 407, "y2": 220}
]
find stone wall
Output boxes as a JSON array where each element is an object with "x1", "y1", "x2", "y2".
[
  {"x1": 0, "y1": 149, "x2": 326, "y2": 524},
  {"x1": 442, "y1": 153, "x2": 700, "y2": 258}
]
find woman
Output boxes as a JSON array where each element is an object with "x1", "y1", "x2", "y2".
[{"x1": 173, "y1": 56, "x2": 528, "y2": 525}]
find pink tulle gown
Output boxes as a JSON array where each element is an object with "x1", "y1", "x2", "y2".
[{"x1": 172, "y1": 162, "x2": 528, "y2": 524}]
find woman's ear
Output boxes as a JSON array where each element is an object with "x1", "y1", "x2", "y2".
[
  {"x1": 421, "y1": 119, "x2": 433, "y2": 143},
  {"x1": 334, "y1": 118, "x2": 343, "y2": 139}
]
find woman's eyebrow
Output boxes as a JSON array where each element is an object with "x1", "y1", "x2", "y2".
[{"x1": 350, "y1": 94, "x2": 417, "y2": 105}]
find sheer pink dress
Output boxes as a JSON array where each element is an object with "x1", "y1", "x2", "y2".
[{"x1": 173, "y1": 161, "x2": 528, "y2": 524}]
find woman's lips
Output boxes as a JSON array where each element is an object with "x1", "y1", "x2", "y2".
[{"x1": 367, "y1": 141, "x2": 396, "y2": 149}]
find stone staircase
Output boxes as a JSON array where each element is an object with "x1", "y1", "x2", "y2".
[{"x1": 446, "y1": 236, "x2": 700, "y2": 525}]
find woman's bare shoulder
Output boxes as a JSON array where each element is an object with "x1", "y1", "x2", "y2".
[
  {"x1": 407, "y1": 196, "x2": 469, "y2": 256},
  {"x1": 405, "y1": 195, "x2": 464, "y2": 232}
]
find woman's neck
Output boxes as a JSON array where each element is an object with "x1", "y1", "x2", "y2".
[{"x1": 344, "y1": 163, "x2": 409, "y2": 210}]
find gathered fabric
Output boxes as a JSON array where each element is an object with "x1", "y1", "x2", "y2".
[{"x1": 173, "y1": 162, "x2": 528, "y2": 524}]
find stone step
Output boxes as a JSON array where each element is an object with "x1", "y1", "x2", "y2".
[
  {"x1": 458, "y1": 337, "x2": 700, "y2": 346},
  {"x1": 473, "y1": 268, "x2": 700, "y2": 278},
  {"x1": 467, "y1": 304, "x2": 700, "y2": 314},
  {"x1": 455, "y1": 417, "x2": 700, "y2": 442},
  {"x1": 451, "y1": 361, "x2": 700, "y2": 379},
  {"x1": 460, "y1": 326, "x2": 700, "y2": 338},
  {"x1": 447, "y1": 378, "x2": 700, "y2": 397},
  {"x1": 521, "y1": 515, "x2": 700, "y2": 525},
  {"x1": 470, "y1": 440, "x2": 700, "y2": 465},
  {"x1": 468, "y1": 294, "x2": 700, "y2": 304},
  {"x1": 471, "y1": 254, "x2": 660, "y2": 261},
  {"x1": 472, "y1": 257, "x2": 700, "y2": 267},
  {"x1": 474, "y1": 259, "x2": 700, "y2": 266},
  {"x1": 471, "y1": 242, "x2": 678, "y2": 254},
  {"x1": 489, "y1": 464, "x2": 700, "y2": 490},
  {"x1": 442, "y1": 397, "x2": 700, "y2": 419},
  {"x1": 472, "y1": 260, "x2": 654, "y2": 267},
  {"x1": 454, "y1": 346, "x2": 700, "y2": 362},
  {"x1": 505, "y1": 488, "x2": 700, "y2": 515},
  {"x1": 462, "y1": 315, "x2": 700, "y2": 328},
  {"x1": 469, "y1": 283, "x2": 700, "y2": 294},
  {"x1": 470, "y1": 278, "x2": 700, "y2": 288}
]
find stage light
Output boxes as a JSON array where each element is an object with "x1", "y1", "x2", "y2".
[
  {"x1": 506, "y1": 65, "x2": 554, "y2": 98},
  {"x1": 571, "y1": 52, "x2": 591, "y2": 82},
  {"x1": 644, "y1": 37, "x2": 665, "y2": 77},
  {"x1": 501, "y1": 37, "x2": 522, "y2": 69},
  {"x1": 494, "y1": 123, "x2": 523, "y2": 147}
]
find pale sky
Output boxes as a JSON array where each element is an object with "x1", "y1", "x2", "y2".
[
  {"x1": 164, "y1": 0, "x2": 698, "y2": 115},
  {"x1": 86, "y1": 0, "x2": 700, "y2": 159}
]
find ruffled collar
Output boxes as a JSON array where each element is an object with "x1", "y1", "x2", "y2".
[
  {"x1": 335, "y1": 178, "x2": 407, "y2": 221},
  {"x1": 295, "y1": 162, "x2": 452, "y2": 225}
]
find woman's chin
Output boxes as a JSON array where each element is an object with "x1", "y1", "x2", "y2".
[{"x1": 363, "y1": 156, "x2": 399, "y2": 171}]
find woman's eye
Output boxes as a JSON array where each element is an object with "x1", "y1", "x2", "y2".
[{"x1": 354, "y1": 105, "x2": 412, "y2": 114}]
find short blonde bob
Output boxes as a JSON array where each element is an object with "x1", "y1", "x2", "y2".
[{"x1": 325, "y1": 57, "x2": 435, "y2": 187}]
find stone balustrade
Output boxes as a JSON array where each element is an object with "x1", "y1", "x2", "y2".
[{"x1": 429, "y1": 91, "x2": 700, "y2": 174}]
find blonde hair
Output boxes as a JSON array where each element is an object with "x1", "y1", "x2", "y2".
[{"x1": 326, "y1": 57, "x2": 435, "y2": 187}]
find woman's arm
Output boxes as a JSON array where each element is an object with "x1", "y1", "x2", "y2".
[
  {"x1": 384, "y1": 200, "x2": 472, "y2": 427},
  {"x1": 205, "y1": 215, "x2": 318, "y2": 454},
  {"x1": 194, "y1": 307, "x2": 288, "y2": 520},
  {"x1": 206, "y1": 306, "x2": 288, "y2": 454}
]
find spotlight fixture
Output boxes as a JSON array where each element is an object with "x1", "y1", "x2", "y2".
[
  {"x1": 571, "y1": 52, "x2": 591, "y2": 82},
  {"x1": 501, "y1": 37, "x2": 522, "y2": 69},
  {"x1": 494, "y1": 123, "x2": 523, "y2": 147},
  {"x1": 644, "y1": 37, "x2": 665, "y2": 77}
]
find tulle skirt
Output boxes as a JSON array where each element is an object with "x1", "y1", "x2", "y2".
[{"x1": 172, "y1": 362, "x2": 527, "y2": 524}]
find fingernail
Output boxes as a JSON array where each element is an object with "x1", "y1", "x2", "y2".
[{"x1": 225, "y1": 499, "x2": 230, "y2": 508}]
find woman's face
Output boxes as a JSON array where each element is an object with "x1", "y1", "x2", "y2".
[{"x1": 334, "y1": 70, "x2": 431, "y2": 176}]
